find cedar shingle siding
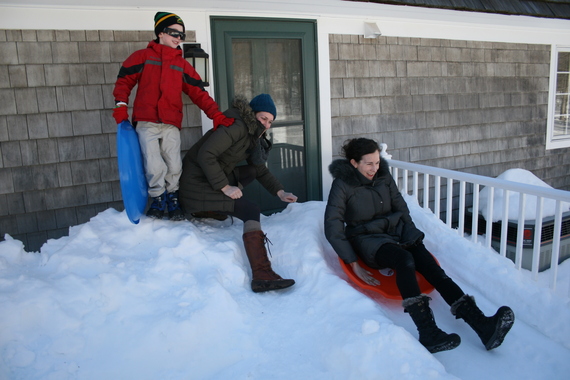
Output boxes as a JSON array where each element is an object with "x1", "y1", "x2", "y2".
[
  {"x1": 0, "y1": 30, "x2": 203, "y2": 251},
  {"x1": 329, "y1": 34, "x2": 569, "y2": 190},
  {"x1": 1, "y1": 22, "x2": 569, "y2": 252}
]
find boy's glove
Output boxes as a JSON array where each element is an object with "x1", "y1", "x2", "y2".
[
  {"x1": 212, "y1": 114, "x2": 235, "y2": 130},
  {"x1": 113, "y1": 104, "x2": 129, "y2": 124}
]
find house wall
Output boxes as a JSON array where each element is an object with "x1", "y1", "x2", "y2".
[
  {"x1": 0, "y1": 29, "x2": 204, "y2": 251},
  {"x1": 2, "y1": 2, "x2": 570, "y2": 252},
  {"x1": 329, "y1": 34, "x2": 570, "y2": 191}
]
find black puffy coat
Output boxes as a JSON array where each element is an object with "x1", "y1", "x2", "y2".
[
  {"x1": 178, "y1": 96, "x2": 283, "y2": 214},
  {"x1": 324, "y1": 158, "x2": 424, "y2": 269}
]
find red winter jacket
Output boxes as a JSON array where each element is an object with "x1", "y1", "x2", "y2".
[{"x1": 113, "y1": 41, "x2": 223, "y2": 129}]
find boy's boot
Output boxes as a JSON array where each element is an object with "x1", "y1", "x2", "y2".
[
  {"x1": 146, "y1": 191, "x2": 166, "y2": 219},
  {"x1": 242, "y1": 230, "x2": 295, "y2": 293},
  {"x1": 451, "y1": 294, "x2": 514, "y2": 350},
  {"x1": 166, "y1": 191, "x2": 185, "y2": 221},
  {"x1": 403, "y1": 294, "x2": 461, "y2": 353}
]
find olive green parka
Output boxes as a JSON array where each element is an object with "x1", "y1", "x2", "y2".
[
  {"x1": 324, "y1": 158, "x2": 424, "y2": 269},
  {"x1": 179, "y1": 96, "x2": 284, "y2": 214}
]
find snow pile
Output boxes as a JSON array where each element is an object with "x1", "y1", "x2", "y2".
[
  {"x1": 479, "y1": 168, "x2": 570, "y2": 221},
  {"x1": 1, "y1": 198, "x2": 570, "y2": 379}
]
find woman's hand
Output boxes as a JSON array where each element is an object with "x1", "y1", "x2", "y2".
[
  {"x1": 350, "y1": 262, "x2": 380, "y2": 286},
  {"x1": 221, "y1": 185, "x2": 243, "y2": 199},
  {"x1": 277, "y1": 190, "x2": 297, "y2": 203}
]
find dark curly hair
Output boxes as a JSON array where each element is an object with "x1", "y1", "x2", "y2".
[{"x1": 341, "y1": 138, "x2": 380, "y2": 162}]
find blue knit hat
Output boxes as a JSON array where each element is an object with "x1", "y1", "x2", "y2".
[{"x1": 249, "y1": 94, "x2": 277, "y2": 120}]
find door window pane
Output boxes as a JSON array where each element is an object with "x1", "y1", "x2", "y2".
[
  {"x1": 232, "y1": 38, "x2": 307, "y2": 211},
  {"x1": 232, "y1": 39, "x2": 303, "y2": 121}
]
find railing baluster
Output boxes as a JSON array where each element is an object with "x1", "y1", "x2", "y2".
[
  {"x1": 532, "y1": 197, "x2": 544, "y2": 280},
  {"x1": 413, "y1": 171, "x2": 419, "y2": 198},
  {"x1": 435, "y1": 176, "x2": 441, "y2": 220},
  {"x1": 446, "y1": 178, "x2": 453, "y2": 227},
  {"x1": 423, "y1": 173, "x2": 430, "y2": 210},
  {"x1": 515, "y1": 193, "x2": 526, "y2": 270},
  {"x1": 472, "y1": 183, "x2": 480, "y2": 243},
  {"x1": 550, "y1": 201, "x2": 563, "y2": 291},
  {"x1": 403, "y1": 169, "x2": 409, "y2": 194},
  {"x1": 500, "y1": 190, "x2": 510, "y2": 257},
  {"x1": 485, "y1": 187, "x2": 494, "y2": 249},
  {"x1": 458, "y1": 181, "x2": 466, "y2": 236}
]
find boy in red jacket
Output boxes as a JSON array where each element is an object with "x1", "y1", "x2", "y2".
[{"x1": 113, "y1": 12, "x2": 234, "y2": 220}]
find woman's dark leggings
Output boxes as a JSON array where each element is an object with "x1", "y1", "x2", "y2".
[
  {"x1": 221, "y1": 165, "x2": 260, "y2": 223},
  {"x1": 374, "y1": 242, "x2": 464, "y2": 305}
]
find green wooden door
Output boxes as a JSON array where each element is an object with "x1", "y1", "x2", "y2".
[{"x1": 210, "y1": 17, "x2": 321, "y2": 213}]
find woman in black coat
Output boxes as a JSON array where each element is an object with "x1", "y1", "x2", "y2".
[
  {"x1": 324, "y1": 138, "x2": 514, "y2": 353},
  {"x1": 179, "y1": 94, "x2": 297, "y2": 293}
]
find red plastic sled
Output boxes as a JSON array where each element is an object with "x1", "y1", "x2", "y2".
[{"x1": 339, "y1": 257, "x2": 436, "y2": 300}]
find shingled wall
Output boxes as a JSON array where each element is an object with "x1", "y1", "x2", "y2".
[
  {"x1": 0, "y1": 29, "x2": 204, "y2": 251},
  {"x1": 2, "y1": 29, "x2": 569, "y2": 251},
  {"x1": 329, "y1": 34, "x2": 570, "y2": 192}
]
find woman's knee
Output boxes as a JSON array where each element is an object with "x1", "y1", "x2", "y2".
[
  {"x1": 396, "y1": 251, "x2": 416, "y2": 272},
  {"x1": 232, "y1": 198, "x2": 261, "y2": 222},
  {"x1": 376, "y1": 245, "x2": 416, "y2": 272}
]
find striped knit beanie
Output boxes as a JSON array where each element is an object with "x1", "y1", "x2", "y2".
[{"x1": 154, "y1": 12, "x2": 185, "y2": 38}]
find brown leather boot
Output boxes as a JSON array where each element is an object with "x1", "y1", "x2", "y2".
[{"x1": 242, "y1": 230, "x2": 295, "y2": 293}]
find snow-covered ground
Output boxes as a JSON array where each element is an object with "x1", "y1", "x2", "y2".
[{"x1": 1, "y1": 195, "x2": 569, "y2": 379}]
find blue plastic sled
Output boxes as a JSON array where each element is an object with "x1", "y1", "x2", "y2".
[{"x1": 117, "y1": 120, "x2": 148, "y2": 224}]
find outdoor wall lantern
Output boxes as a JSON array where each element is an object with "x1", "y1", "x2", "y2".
[{"x1": 183, "y1": 43, "x2": 210, "y2": 86}]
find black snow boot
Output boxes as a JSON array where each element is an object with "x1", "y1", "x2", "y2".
[
  {"x1": 166, "y1": 191, "x2": 185, "y2": 221},
  {"x1": 403, "y1": 294, "x2": 461, "y2": 353},
  {"x1": 146, "y1": 191, "x2": 166, "y2": 219},
  {"x1": 451, "y1": 294, "x2": 514, "y2": 350}
]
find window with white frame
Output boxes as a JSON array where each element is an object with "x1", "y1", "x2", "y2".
[{"x1": 547, "y1": 46, "x2": 570, "y2": 150}]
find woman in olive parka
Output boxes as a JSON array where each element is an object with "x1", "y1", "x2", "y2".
[
  {"x1": 324, "y1": 138, "x2": 514, "y2": 354},
  {"x1": 179, "y1": 94, "x2": 297, "y2": 293}
]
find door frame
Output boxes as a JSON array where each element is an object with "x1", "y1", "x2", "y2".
[{"x1": 210, "y1": 16, "x2": 322, "y2": 203}]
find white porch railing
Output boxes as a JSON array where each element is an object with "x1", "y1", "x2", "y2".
[{"x1": 384, "y1": 152, "x2": 570, "y2": 298}]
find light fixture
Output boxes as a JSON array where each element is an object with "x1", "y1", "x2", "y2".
[
  {"x1": 183, "y1": 43, "x2": 210, "y2": 86},
  {"x1": 364, "y1": 22, "x2": 382, "y2": 38}
]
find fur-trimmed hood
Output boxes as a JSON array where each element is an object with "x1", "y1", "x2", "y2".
[
  {"x1": 328, "y1": 157, "x2": 391, "y2": 187},
  {"x1": 179, "y1": 96, "x2": 283, "y2": 215},
  {"x1": 229, "y1": 95, "x2": 265, "y2": 137}
]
